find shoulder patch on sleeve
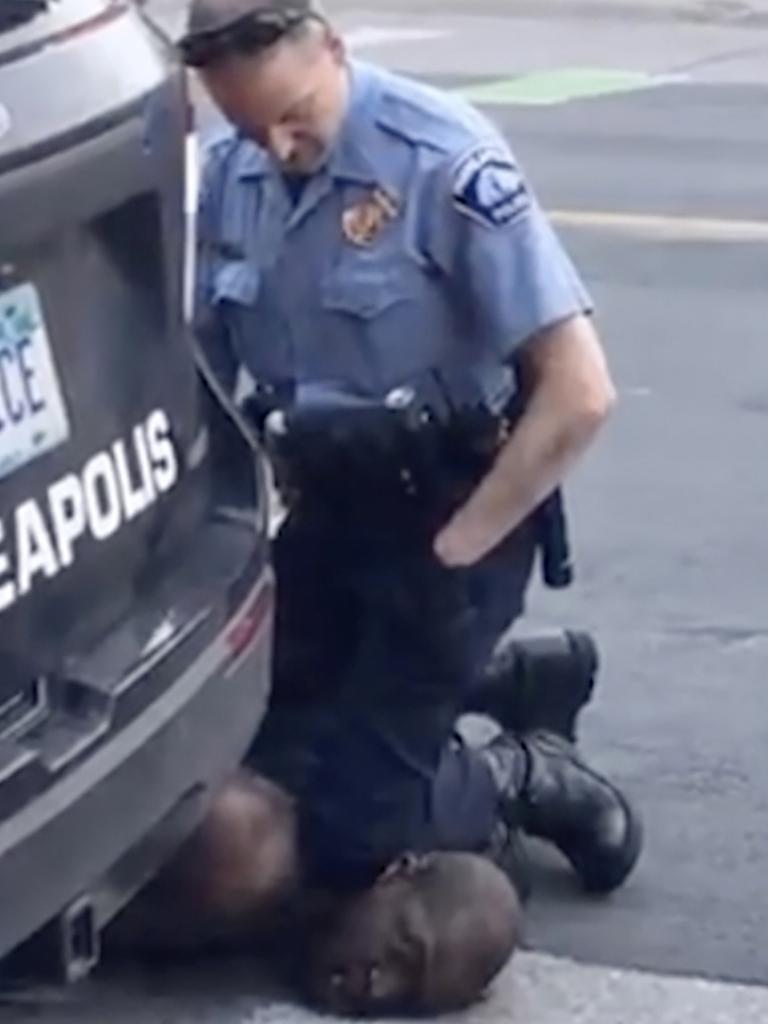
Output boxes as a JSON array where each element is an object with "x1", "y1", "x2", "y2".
[{"x1": 451, "y1": 145, "x2": 530, "y2": 228}]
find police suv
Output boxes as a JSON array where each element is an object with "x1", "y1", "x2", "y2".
[{"x1": 0, "y1": 0, "x2": 272, "y2": 979}]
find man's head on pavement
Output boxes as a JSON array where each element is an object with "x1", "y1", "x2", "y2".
[
  {"x1": 181, "y1": 0, "x2": 347, "y2": 174},
  {"x1": 306, "y1": 852, "x2": 523, "y2": 1016}
]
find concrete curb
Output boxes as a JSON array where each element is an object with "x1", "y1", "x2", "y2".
[
  {"x1": 498, "y1": 952, "x2": 768, "y2": 1024},
  {"x1": 7, "y1": 952, "x2": 767, "y2": 1023}
]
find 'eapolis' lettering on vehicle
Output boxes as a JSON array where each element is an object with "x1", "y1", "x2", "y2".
[{"x1": 0, "y1": 409, "x2": 179, "y2": 613}]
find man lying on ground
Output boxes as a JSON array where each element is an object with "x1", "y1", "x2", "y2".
[{"x1": 107, "y1": 771, "x2": 523, "y2": 1016}]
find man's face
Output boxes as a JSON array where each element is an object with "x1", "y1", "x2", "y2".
[{"x1": 200, "y1": 26, "x2": 348, "y2": 175}]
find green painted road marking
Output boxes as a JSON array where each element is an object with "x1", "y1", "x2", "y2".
[{"x1": 458, "y1": 67, "x2": 682, "y2": 106}]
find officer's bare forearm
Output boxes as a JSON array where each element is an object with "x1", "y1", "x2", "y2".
[
  {"x1": 434, "y1": 316, "x2": 616, "y2": 566},
  {"x1": 476, "y1": 316, "x2": 615, "y2": 527}
]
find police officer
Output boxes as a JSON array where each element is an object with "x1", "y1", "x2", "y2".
[{"x1": 181, "y1": 0, "x2": 643, "y2": 896}]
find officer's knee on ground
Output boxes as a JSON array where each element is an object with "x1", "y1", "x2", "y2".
[{"x1": 306, "y1": 851, "x2": 523, "y2": 1016}]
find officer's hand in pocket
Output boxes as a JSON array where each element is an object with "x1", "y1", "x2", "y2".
[{"x1": 433, "y1": 512, "x2": 502, "y2": 568}]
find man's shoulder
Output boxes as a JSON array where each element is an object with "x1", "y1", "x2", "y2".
[
  {"x1": 365, "y1": 63, "x2": 502, "y2": 161},
  {"x1": 200, "y1": 126, "x2": 237, "y2": 172}
]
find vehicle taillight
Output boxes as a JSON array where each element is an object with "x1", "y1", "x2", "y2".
[{"x1": 226, "y1": 579, "x2": 274, "y2": 662}]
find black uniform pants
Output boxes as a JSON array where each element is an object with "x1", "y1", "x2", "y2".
[{"x1": 247, "y1": 507, "x2": 537, "y2": 887}]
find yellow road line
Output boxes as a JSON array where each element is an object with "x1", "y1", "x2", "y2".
[{"x1": 549, "y1": 208, "x2": 768, "y2": 242}]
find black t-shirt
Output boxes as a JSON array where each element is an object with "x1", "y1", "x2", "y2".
[{"x1": 283, "y1": 174, "x2": 310, "y2": 206}]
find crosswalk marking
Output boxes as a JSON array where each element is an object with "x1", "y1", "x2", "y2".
[
  {"x1": 345, "y1": 26, "x2": 452, "y2": 50},
  {"x1": 549, "y1": 207, "x2": 768, "y2": 241}
]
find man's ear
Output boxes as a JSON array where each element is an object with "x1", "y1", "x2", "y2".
[
  {"x1": 377, "y1": 852, "x2": 434, "y2": 885},
  {"x1": 325, "y1": 24, "x2": 347, "y2": 64},
  {"x1": 397, "y1": 897, "x2": 435, "y2": 997}
]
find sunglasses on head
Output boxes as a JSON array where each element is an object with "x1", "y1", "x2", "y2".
[{"x1": 179, "y1": 8, "x2": 314, "y2": 69}]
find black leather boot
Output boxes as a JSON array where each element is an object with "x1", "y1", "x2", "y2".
[
  {"x1": 482, "y1": 819, "x2": 532, "y2": 904},
  {"x1": 466, "y1": 630, "x2": 598, "y2": 741},
  {"x1": 481, "y1": 729, "x2": 642, "y2": 894}
]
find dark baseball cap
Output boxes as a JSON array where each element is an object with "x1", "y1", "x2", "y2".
[{"x1": 179, "y1": 0, "x2": 319, "y2": 68}]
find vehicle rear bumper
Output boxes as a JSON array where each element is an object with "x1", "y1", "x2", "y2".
[{"x1": 0, "y1": 567, "x2": 274, "y2": 965}]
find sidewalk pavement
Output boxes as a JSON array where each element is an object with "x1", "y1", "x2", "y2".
[
  {"x1": 490, "y1": 953, "x2": 768, "y2": 1024},
  {"x1": 7, "y1": 952, "x2": 768, "y2": 1023}
]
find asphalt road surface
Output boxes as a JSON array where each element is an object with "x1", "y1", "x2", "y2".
[
  {"x1": 2, "y1": 1, "x2": 767, "y2": 1020},
  {"x1": 486, "y1": 86, "x2": 768, "y2": 982}
]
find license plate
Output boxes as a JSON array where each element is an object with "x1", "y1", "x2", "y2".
[{"x1": 0, "y1": 283, "x2": 70, "y2": 481}]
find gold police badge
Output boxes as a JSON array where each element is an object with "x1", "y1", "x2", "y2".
[{"x1": 342, "y1": 188, "x2": 399, "y2": 246}]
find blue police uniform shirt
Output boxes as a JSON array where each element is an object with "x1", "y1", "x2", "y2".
[{"x1": 195, "y1": 60, "x2": 592, "y2": 411}]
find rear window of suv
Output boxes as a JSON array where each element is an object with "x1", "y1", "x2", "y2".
[
  {"x1": 0, "y1": 0, "x2": 121, "y2": 57},
  {"x1": 0, "y1": 0, "x2": 52, "y2": 34}
]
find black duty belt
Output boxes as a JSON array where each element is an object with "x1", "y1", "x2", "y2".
[{"x1": 246, "y1": 379, "x2": 573, "y2": 589}]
